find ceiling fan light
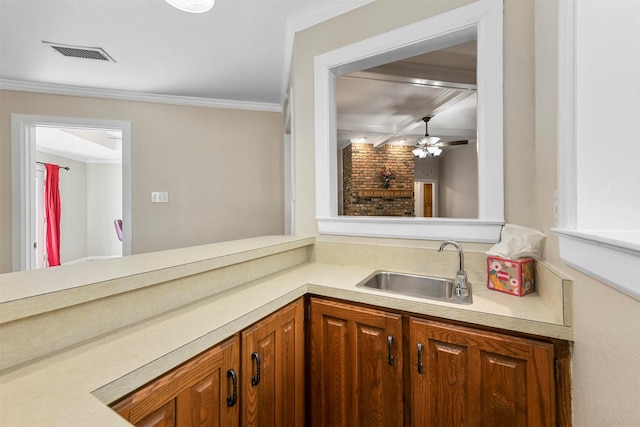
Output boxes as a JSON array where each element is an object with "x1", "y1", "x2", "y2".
[
  {"x1": 426, "y1": 146, "x2": 443, "y2": 157},
  {"x1": 412, "y1": 146, "x2": 423, "y2": 156},
  {"x1": 418, "y1": 135, "x2": 440, "y2": 146},
  {"x1": 164, "y1": 0, "x2": 215, "y2": 13}
]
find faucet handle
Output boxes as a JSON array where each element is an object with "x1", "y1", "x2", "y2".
[
  {"x1": 455, "y1": 271, "x2": 469, "y2": 297},
  {"x1": 439, "y1": 240, "x2": 470, "y2": 298}
]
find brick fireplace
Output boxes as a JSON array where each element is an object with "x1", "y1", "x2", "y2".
[{"x1": 342, "y1": 143, "x2": 415, "y2": 216}]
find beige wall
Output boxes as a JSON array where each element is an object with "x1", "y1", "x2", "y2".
[
  {"x1": 0, "y1": 0, "x2": 637, "y2": 424},
  {"x1": 291, "y1": 0, "x2": 639, "y2": 425},
  {"x1": 0, "y1": 90, "x2": 285, "y2": 273}
]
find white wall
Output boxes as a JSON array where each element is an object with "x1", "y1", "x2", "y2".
[
  {"x1": 574, "y1": 0, "x2": 640, "y2": 230},
  {"x1": 87, "y1": 163, "x2": 122, "y2": 258},
  {"x1": 414, "y1": 146, "x2": 480, "y2": 219},
  {"x1": 414, "y1": 156, "x2": 440, "y2": 181},
  {"x1": 439, "y1": 142, "x2": 478, "y2": 218},
  {"x1": 34, "y1": 153, "x2": 122, "y2": 262}
]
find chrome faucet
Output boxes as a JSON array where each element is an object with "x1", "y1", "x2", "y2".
[{"x1": 438, "y1": 240, "x2": 470, "y2": 298}]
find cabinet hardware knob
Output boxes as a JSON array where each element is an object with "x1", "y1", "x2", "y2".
[
  {"x1": 387, "y1": 336, "x2": 395, "y2": 365},
  {"x1": 251, "y1": 352, "x2": 261, "y2": 386},
  {"x1": 226, "y1": 369, "x2": 237, "y2": 407},
  {"x1": 417, "y1": 343, "x2": 424, "y2": 374}
]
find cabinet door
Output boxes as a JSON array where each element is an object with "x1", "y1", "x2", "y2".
[
  {"x1": 241, "y1": 298, "x2": 305, "y2": 427},
  {"x1": 409, "y1": 317, "x2": 555, "y2": 427},
  {"x1": 309, "y1": 297, "x2": 403, "y2": 427},
  {"x1": 112, "y1": 334, "x2": 240, "y2": 427},
  {"x1": 122, "y1": 399, "x2": 176, "y2": 427},
  {"x1": 176, "y1": 336, "x2": 240, "y2": 426}
]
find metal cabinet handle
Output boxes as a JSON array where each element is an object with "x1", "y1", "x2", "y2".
[
  {"x1": 417, "y1": 343, "x2": 423, "y2": 374},
  {"x1": 251, "y1": 352, "x2": 261, "y2": 386},
  {"x1": 226, "y1": 369, "x2": 237, "y2": 407},
  {"x1": 387, "y1": 336, "x2": 395, "y2": 365}
]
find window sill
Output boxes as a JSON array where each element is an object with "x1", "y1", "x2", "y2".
[
  {"x1": 552, "y1": 228, "x2": 640, "y2": 300},
  {"x1": 318, "y1": 216, "x2": 504, "y2": 243}
]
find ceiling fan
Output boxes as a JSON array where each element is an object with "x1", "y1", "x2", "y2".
[{"x1": 412, "y1": 116, "x2": 468, "y2": 159}]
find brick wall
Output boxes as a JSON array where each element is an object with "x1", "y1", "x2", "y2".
[{"x1": 342, "y1": 143, "x2": 415, "y2": 216}]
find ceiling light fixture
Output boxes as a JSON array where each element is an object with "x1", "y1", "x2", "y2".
[
  {"x1": 350, "y1": 137, "x2": 368, "y2": 144},
  {"x1": 164, "y1": 0, "x2": 215, "y2": 13},
  {"x1": 412, "y1": 117, "x2": 442, "y2": 158}
]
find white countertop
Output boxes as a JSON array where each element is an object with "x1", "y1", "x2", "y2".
[{"x1": 0, "y1": 236, "x2": 572, "y2": 426}]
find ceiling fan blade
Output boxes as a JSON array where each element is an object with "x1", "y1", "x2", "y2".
[{"x1": 433, "y1": 139, "x2": 468, "y2": 147}]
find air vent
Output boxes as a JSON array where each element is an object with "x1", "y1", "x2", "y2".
[{"x1": 43, "y1": 41, "x2": 116, "y2": 63}]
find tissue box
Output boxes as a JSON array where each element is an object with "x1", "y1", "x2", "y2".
[{"x1": 487, "y1": 256, "x2": 535, "y2": 296}]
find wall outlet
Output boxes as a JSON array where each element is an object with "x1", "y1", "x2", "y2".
[{"x1": 151, "y1": 192, "x2": 169, "y2": 203}]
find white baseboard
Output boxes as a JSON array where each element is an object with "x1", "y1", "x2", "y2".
[{"x1": 62, "y1": 255, "x2": 122, "y2": 265}]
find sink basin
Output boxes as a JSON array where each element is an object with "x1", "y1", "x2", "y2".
[{"x1": 356, "y1": 271, "x2": 473, "y2": 305}]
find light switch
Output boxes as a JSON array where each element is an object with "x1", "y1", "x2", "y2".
[{"x1": 151, "y1": 191, "x2": 169, "y2": 203}]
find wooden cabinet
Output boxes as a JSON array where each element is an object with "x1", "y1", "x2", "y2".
[
  {"x1": 408, "y1": 317, "x2": 556, "y2": 426},
  {"x1": 112, "y1": 334, "x2": 240, "y2": 427},
  {"x1": 111, "y1": 298, "x2": 305, "y2": 427},
  {"x1": 309, "y1": 297, "x2": 403, "y2": 427},
  {"x1": 111, "y1": 296, "x2": 566, "y2": 427},
  {"x1": 309, "y1": 298, "x2": 561, "y2": 427},
  {"x1": 241, "y1": 298, "x2": 305, "y2": 427}
]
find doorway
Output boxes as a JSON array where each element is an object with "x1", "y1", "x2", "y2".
[
  {"x1": 423, "y1": 183, "x2": 434, "y2": 218},
  {"x1": 11, "y1": 114, "x2": 132, "y2": 271},
  {"x1": 414, "y1": 180, "x2": 438, "y2": 218}
]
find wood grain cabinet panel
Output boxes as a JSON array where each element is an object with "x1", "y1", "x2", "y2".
[
  {"x1": 309, "y1": 297, "x2": 403, "y2": 427},
  {"x1": 136, "y1": 400, "x2": 176, "y2": 427},
  {"x1": 110, "y1": 296, "x2": 566, "y2": 427},
  {"x1": 241, "y1": 298, "x2": 305, "y2": 427},
  {"x1": 409, "y1": 317, "x2": 556, "y2": 427},
  {"x1": 111, "y1": 335, "x2": 239, "y2": 427}
]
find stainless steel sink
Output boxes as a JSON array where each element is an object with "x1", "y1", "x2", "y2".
[{"x1": 356, "y1": 271, "x2": 473, "y2": 305}]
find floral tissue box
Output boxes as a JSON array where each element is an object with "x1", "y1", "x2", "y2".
[{"x1": 487, "y1": 256, "x2": 535, "y2": 297}]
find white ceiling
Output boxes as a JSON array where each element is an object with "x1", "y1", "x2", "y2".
[
  {"x1": 1, "y1": 0, "x2": 477, "y2": 158},
  {"x1": 1, "y1": 0, "x2": 372, "y2": 161},
  {"x1": 336, "y1": 42, "x2": 478, "y2": 148},
  {"x1": 36, "y1": 127, "x2": 123, "y2": 163},
  {"x1": 0, "y1": 0, "x2": 371, "y2": 107}
]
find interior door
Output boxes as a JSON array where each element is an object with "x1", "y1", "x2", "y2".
[{"x1": 423, "y1": 183, "x2": 433, "y2": 217}]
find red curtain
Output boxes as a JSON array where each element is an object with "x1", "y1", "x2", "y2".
[{"x1": 45, "y1": 164, "x2": 61, "y2": 267}]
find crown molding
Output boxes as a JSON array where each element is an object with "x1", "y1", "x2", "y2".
[
  {"x1": 1, "y1": 2, "x2": 374, "y2": 111},
  {"x1": 0, "y1": 79, "x2": 282, "y2": 113}
]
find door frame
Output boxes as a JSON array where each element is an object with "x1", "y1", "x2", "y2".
[
  {"x1": 35, "y1": 163, "x2": 46, "y2": 269},
  {"x1": 11, "y1": 114, "x2": 132, "y2": 271},
  {"x1": 414, "y1": 180, "x2": 438, "y2": 218},
  {"x1": 283, "y1": 87, "x2": 295, "y2": 235}
]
